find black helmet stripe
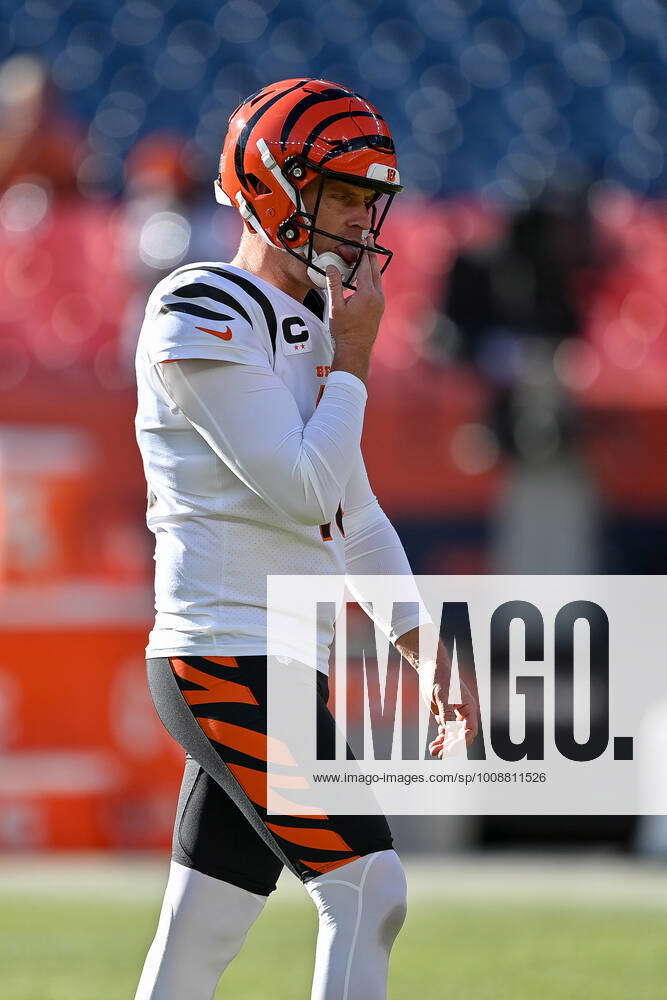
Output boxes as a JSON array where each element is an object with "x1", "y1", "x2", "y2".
[
  {"x1": 279, "y1": 88, "x2": 356, "y2": 150},
  {"x1": 318, "y1": 134, "x2": 395, "y2": 168},
  {"x1": 302, "y1": 110, "x2": 378, "y2": 159},
  {"x1": 234, "y1": 79, "x2": 308, "y2": 189}
]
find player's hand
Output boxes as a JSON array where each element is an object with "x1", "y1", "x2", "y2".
[
  {"x1": 419, "y1": 660, "x2": 479, "y2": 759},
  {"x1": 327, "y1": 236, "x2": 385, "y2": 384},
  {"x1": 395, "y1": 625, "x2": 479, "y2": 758},
  {"x1": 426, "y1": 676, "x2": 479, "y2": 759}
]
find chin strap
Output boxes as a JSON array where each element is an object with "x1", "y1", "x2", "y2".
[{"x1": 305, "y1": 250, "x2": 353, "y2": 289}]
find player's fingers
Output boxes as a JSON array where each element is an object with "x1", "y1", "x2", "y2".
[
  {"x1": 325, "y1": 265, "x2": 344, "y2": 315},
  {"x1": 367, "y1": 235, "x2": 382, "y2": 288},
  {"x1": 437, "y1": 705, "x2": 458, "y2": 723},
  {"x1": 355, "y1": 236, "x2": 373, "y2": 291},
  {"x1": 454, "y1": 704, "x2": 478, "y2": 742},
  {"x1": 466, "y1": 704, "x2": 479, "y2": 741},
  {"x1": 358, "y1": 234, "x2": 379, "y2": 292}
]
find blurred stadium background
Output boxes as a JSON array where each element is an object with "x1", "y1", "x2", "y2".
[{"x1": 1, "y1": 0, "x2": 667, "y2": 996}]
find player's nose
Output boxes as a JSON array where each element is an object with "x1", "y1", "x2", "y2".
[{"x1": 347, "y1": 201, "x2": 372, "y2": 231}]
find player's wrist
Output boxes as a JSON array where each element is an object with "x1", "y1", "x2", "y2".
[{"x1": 331, "y1": 344, "x2": 372, "y2": 384}]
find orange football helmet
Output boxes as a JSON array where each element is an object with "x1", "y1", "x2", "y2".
[{"x1": 214, "y1": 78, "x2": 402, "y2": 289}]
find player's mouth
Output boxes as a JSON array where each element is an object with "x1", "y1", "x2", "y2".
[{"x1": 334, "y1": 243, "x2": 361, "y2": 266}]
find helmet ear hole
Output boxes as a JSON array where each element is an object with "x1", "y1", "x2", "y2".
[{"x1": 246, "y1": 173, "x2": 271, "y2": 195}]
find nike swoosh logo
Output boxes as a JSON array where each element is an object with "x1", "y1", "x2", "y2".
[{"x1": 195, "y1": 325, "x2": 233, "y2": 341}]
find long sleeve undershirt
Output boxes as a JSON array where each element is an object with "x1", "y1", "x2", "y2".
[
  {"x1": 157, "y1": 358, "x2": 422, "y2": 641},
  {"x1": 158, "y1": 359, "x2": 367, "y2": 526}
]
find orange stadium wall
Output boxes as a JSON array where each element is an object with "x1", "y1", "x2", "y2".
[{"x1": 0, "y1": 619, "x2": 182, "y2": 851}]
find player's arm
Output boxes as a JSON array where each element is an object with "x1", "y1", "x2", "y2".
[
  {"x1": 343, "y1": 451, "x2": 420, "y2": 638},
  {"x1": 143, "y1": 261, "x2": 378, "y2": 525},
  {"x1": 343, "y1": 453, "x2": 479, "y2": 752},
  {"x1": 152, "y1": 245, "x2": 384, "y2": 524},
  {"x1": 158, "y1": 358, "x2": 367, "y2": 526}
]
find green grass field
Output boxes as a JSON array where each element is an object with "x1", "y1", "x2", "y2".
[{"x1": 2, "y1": 855, "x2": 667, "y2": 1000}]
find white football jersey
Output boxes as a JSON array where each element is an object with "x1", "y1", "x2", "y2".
[{"x1": 135, "y1": 261, "x2": 351, "y2": 669}]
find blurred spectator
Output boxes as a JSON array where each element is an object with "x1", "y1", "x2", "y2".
[
  {"x1": 447, "y1": 198, "x2": 588, "y2": 352},
  {"x1": 117, "y1": 132, "x2": 241, "y2": 368},
  {"x1": 434, "y1": 189, "x2": 607, "y2": 572},
  {"x1": 434, "y1": 187, "x2": 607, "y2": 457},
  {"x1": 0, "y1": 54, "x2": 85, "y2": 197}
]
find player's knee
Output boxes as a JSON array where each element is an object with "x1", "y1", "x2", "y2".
[
  {"x1": 363, "y1": 849, "x2": 408, "y2": 948},
  {"x1": 135, "y1": 864, "x2": 267, "y2": 999},
  {"x1": 158, "y1": 862, "x2": 266, "y2": 962},
  {"x1": 307, "y1": 850, "x2": 407, "y2": 950}
]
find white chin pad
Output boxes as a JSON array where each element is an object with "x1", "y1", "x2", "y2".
[{"x1": 307, "y1": 250, "x2": 353, "y2": 288}]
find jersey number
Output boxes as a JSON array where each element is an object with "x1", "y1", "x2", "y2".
[
  {"x1": 315, "y1": 383, "x2": 345, "y2": 541},
  {"x1": 320, "y1": 503, "x2": 345, "y2": 542}
]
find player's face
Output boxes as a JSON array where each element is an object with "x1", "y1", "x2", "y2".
[{"x1": 302, "y1": 176, "x2": 378, "y2": 268}]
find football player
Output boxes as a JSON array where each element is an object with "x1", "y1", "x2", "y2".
[{"x1": 133, "y1": 78, "x2": 478, "y2": 1000}]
